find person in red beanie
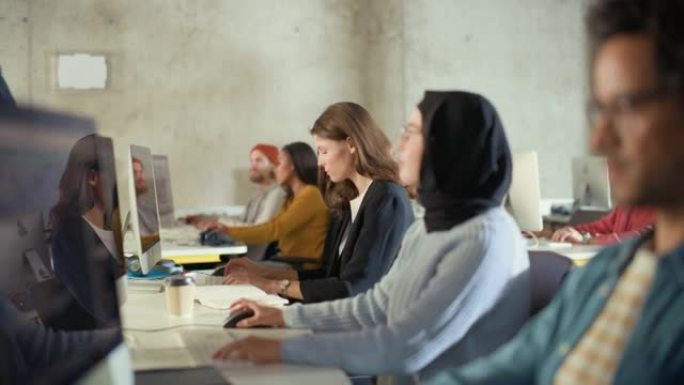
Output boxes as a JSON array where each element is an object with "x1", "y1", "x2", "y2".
[
  {"x1": 187, "y1": 143, "x2": 286, "y2": 260},
  {"x1": 243, "y1": 143, "x2": 287, "y2": 224}
]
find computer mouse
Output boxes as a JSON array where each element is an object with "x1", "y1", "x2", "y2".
[
  {"x1": 199, "y1": 229, "x2": 235, "y2": 246},
  {"x1": 223, "y1": 309, "x2": 254, "y2": 328}
]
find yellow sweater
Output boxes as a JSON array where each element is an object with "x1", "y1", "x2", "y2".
[{"x1": 227, "y1": 185, "x2": 329, "y2": 267}]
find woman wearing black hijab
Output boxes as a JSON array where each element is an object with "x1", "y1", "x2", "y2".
[
  {"x1": 212, "y1": 91, "x2": 531, "y2": 385},
  {"x1": 0, "y1": 67, "x2": 17, "y2": 107}
]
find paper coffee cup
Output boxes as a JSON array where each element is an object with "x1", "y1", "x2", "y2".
[{"x1": 165, "y1": 275, "x2": 195, "y2": 317}]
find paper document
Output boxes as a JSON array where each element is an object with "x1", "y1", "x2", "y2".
[
  {"x1": 195, "y1": 285, "x2": 288, "y2": 309},
  {"x1": 125, "y1": 328, "x2": 241, "y2": 370},
  {"x1": 218, "y1": 364, "x2": 352, "y2": 385}
]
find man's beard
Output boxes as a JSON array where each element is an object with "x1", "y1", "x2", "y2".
[
  {"x1": 135, "y1": 183, "x2": 148, "y2": 196},
  {"x1": 249, "y1": 172, "x2": 266, "y2": 184}
]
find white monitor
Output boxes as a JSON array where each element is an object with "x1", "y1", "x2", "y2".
[
  {"x1": 572, "y1": 156, "x2": 612, "y2": 209},
  {"x1": 506, "y1": 151, "x2": 544, "y2": 232},
  {"x1": 127, "y1": 145, "x2": 162, "y2": 275},
  {"x1": 152, "y1": 154, "x2": 177, "y2": 228}
]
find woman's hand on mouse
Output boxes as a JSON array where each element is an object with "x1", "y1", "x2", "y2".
[
  {"x1": 212, "y1": 336, "x2": 281, "y2": 364},
  {"x1": 195, "y1": 218, "x2": 228, "y2": 233},
  {"x1": 229, "y1": 299, "x2": 285, "y2": 328}
]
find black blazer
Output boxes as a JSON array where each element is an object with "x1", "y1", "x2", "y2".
[
  {"x1": 297, "y1": 180, "x2": 413, "y2": 303},
  {"x1": 50, "y1": 217, "x2": 121, "y2": 330}
]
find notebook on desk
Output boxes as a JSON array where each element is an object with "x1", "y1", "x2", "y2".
[
  {"x1": 126, "y1": 327, "x2": 245, "y2": 370},
  {"x1": 194, "y1": 285, "x2": 288, "y2": 309},
  {"x1": 127, "y1": 327, "x2": 317, "y2": 373}
]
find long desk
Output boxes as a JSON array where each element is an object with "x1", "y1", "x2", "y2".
[
  {"x1": 528, "y1": 244, "x2": 604, "y2": 266},
  {"x1": 159, "y1": 223, "x2": 248, "y2": 264},
  {"x1": 162, "y1": 243, "x2": 247, "y2": 264},
  {"x1": 121, "y1": 280, "x2": 350, "y2": 385}
]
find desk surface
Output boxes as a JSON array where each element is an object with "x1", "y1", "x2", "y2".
[
  {"x1": 121, "y1": 280, "x2": 350, "y2": 385},
  {"x1": 528, "y1": 244, "x2": 603, "y2": 266},
  {"x1": 161, "y1": 243, "x2": 247, "y2": 258}
]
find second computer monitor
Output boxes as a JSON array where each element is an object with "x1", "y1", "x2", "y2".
[
  {"x1": 152, "y1": 155, "x2": 177, "y2": 228},
  {"x1": 127, "y1": 145, "x2": 162, "y2": 275},
  {"x1": 572, "y1": 156, "x2": 612, "y2": 209},
  {"x1": 506, "y1": 151, "x2": 544, "y2": 232}
]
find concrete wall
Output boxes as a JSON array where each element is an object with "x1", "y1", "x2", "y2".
[
  {"x1": 2, "y1": 0, "x2": 371, "y2": 213},
  {"x1": 1, "y1": 0, "x2": 589, "y2": 210},
  {"x1": 400, "y1": 0, "x2": 589, "y2": 198}
]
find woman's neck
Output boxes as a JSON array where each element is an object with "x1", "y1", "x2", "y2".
[
  {"x1": 290, "y1": 178, "x2": 308, "y2": 196},
  {"x1": 83, "y1": 204, "x2": 106, "y2": 229},
  {"x1": 349, "y1": 172, "x2": 373, "y2": 196}
]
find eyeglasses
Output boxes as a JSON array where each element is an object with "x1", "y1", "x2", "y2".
[
  {"x1": 399, "y1": 124, "x2": 422, "y2": 141},
  {"x1": 587, "y1": 87, "x2": 676, "y2": 131}
]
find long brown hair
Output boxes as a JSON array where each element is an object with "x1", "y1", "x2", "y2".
[{"x1": 310, "y1": 102, "x2": 398, "y2": 210}]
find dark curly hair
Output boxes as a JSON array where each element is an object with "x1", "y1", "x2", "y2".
[{"x1": 587, "y1": 0, "x2": 684, "y2": 90}]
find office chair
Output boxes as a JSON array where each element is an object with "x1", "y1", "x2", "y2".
[
  {"x1": 263, "y1": 241, "x2": 323, "y2": 270},
  {"x1": 529, "y1": 251, "x2": 574, "y2": 316}
]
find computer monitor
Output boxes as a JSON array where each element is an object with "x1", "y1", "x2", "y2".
[
  {"x1": 506, "y1": 151, "x2": 544, "y2": 232},
  {"x1": 127, "y1": 145, "x2": 162, "y2": 275},
  {"x1": 0, "y1": 106, "x2": 132, "y2": 384},
  {"x1": 152, "y1": 154, "x2": 177, "y2": 228},
  {"x1": 572, "y1": 156, "x2": 612, "y2": 209}
]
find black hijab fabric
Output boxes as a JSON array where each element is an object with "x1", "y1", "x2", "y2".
[
  {"x1": 417, "y1": 91, "x2": 512, "y2": 233},
  {"x1": 0, "y1": 69, "x2": 16, "y2": 108}
]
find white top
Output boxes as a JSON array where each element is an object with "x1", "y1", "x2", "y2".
[
  {"x1": 350, "y1": 181, "x2": 372, "y2": 223},
  {"x1": 339, "y1": 181, "x2": 373, "y2": 255},
  {"x1": 83, "y1": 215, "x2": 118, "y2": 261}
]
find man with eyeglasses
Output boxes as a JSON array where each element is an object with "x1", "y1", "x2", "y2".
[{"x1": 424, "y1": 0, "x2": 684, "y2": 384}]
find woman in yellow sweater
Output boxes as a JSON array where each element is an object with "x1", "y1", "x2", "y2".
[{"x1": 208, "y1": 142, "x2": 329, "y2": 268}]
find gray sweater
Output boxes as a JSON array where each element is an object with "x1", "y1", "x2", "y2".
[{"x1": 281, "y1": 207, "x2": 530, "y2": 380}]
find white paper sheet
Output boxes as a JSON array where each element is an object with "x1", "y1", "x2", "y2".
[{"x1": 194, "y1": 285, "x2": 288, "y2": 309}]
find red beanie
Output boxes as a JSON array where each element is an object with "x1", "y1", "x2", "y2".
[{"x1": 251, "y1": 143, "x2": 280, "y2": 166}]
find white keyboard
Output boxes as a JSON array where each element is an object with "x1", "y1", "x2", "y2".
[
  {"x1": 527, "y1": 239, "x2": 574, "y2": 249},
  {"x1": 161, "y1": 225, "x2": 202, "y2": 246},
  {"x1": 192, "y1": 272, "x2": 225, "y2": 286}
]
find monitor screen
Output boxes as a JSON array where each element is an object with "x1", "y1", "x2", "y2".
[
  {"x1": 0, "y1": 107, "x2": 124, "y2": 384},
  {"x1": 506, "y1": 151, "x2": 543, "y2": 232},
  {"x1": 572, "y1": 156, "x2": 612, "y2": 209},
  {"x1": 127, "y1": 145, "x2": 162, "y2": 274},
  {"x1": 152, "y1": 155, "x2": 176, "y2": 228}
]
